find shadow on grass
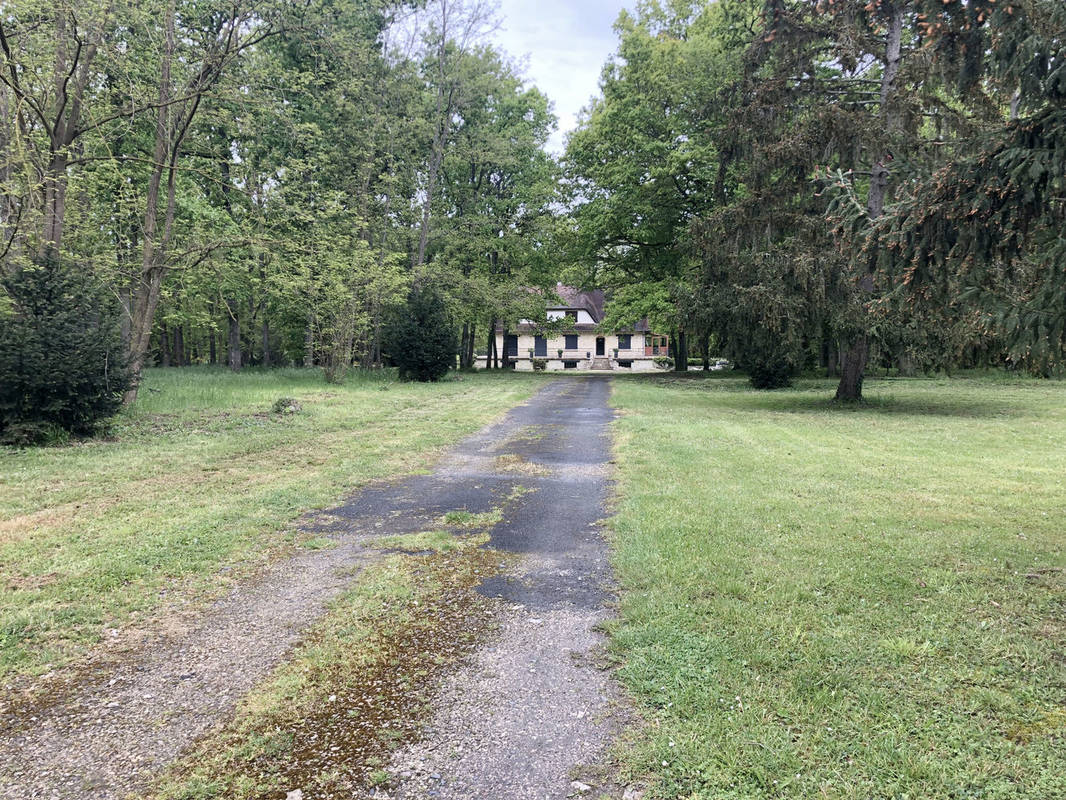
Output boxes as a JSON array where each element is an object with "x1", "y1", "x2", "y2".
[{"x1": 622, "y1": 372, "x2": 1026, "y2": 419}]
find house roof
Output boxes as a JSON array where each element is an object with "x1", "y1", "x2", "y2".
[
  {"x1": 550, "y1": 283, "x2": 605, "y2": 323},
  {"x1": 495, "y1": 283, "x2": 659, "y2": 335}
]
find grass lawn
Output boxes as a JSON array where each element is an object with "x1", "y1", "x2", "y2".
[
  {"x1": 608, "y1": 373, "x2": 1065, "y2": 799},
  {"x1": 0, "y1": 367, "x2": 540, "y2": 679}
]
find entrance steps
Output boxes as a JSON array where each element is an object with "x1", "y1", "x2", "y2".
[{"x1": 590, "y1": 358, "x2": 613, "y2": 370}]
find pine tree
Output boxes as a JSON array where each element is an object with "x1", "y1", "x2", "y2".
[
  {"x1": 386, "y1": 285, "x2": 458, "y2": 382},
  {"x1": 0, "y1": 256, "x2": 132, "y2": 444}
]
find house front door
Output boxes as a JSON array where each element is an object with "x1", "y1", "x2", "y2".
[
  {"x1": 534, "y1": 335, "x2": 547, "y2": 357},
  {"x1": 596, "y1": 337, "x2": 605, "y2": 356}
]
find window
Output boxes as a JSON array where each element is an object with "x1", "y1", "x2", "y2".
[
  {"x1": 564, "y1": 334, "x2": 578, "y2": 350},
  {"x1": 618, "y1": 360, "x2": 633, "y2": 369},
  {"x1": 617, "y1": 334, "x2": 631, "y2": 349},
  {"x1": 563, "y1": 360, "x2": 579, "y2": 369}
]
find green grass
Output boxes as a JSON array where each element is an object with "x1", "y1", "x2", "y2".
[
  {"x1": 608, "y1": 374, "x2": 1066, "y2": 799},
  {"x1": 0, "y1": 367, "x2": 540, "y2": 678}
]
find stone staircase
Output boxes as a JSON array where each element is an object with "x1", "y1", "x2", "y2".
[{"x1": 590, "y1": 357, "x2": 613, "y2": 370}]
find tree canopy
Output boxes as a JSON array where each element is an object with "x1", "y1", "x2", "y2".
[
  {"x1": 565, "y1": 0, "x2": 1065, "y2": 395},
  {"x1": 0, "y1": 0, "x2": 562, "y2": 400}
]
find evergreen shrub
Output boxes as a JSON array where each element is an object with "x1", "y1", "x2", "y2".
[
  {"x1": 386, "y1": 285, "x2": 457, "y2": 382},
  {"x1": 747, "y1": 358, "x2": 794, "y2": 389},
  {"x1": 0, "y1": 255, "x2": 131, "y2": 444}
]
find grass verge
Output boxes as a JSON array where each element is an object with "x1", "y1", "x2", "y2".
[
  {"x1": 0, "y1": 367, "x2": 540, "y2": 679},
  {"x1": 608, "y1": 374, "x2": 1065, "y2": 799}
]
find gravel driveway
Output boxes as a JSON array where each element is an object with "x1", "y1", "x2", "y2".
[{"x1": 0, "y1": 378, "x2": 625, "y2": 800}]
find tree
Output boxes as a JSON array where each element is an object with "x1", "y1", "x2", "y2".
[
  {"x1": 387, "y1": 285, "x2": 458, "y2": 381},
  {"x1": 828, "y1": 0, "x2": 1066, "y2": 375},
  {"x1": 432, "y1": 45, "x2": 558, "y2": 369},
  {"x1": 565, "y1": 0, "x2": 758, "y2": 373},
  {"x1": 1, "y1": 0, "x2": 563, "y2": 408},
  {"x1": 0, "y1": 254, "x2": 130, "y2": 443}
]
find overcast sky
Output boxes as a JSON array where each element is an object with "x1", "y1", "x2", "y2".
[{"x1": 492, "y1": 0, "x2": 634, "y2": 154}]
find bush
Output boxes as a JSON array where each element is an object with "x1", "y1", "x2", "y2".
[
  {"x1": 0, "y1": 255, "x2": 131, "y2": 444},
  {"x1": 385, "y1": 284, "x2": 457, "y2": 382},
  {"x1": 747, "y1": 358, "x2": 794, "y2": 389},
  {"x1": 653, "y1": 356, "x2": 674, "y2": 369},
  {"x1": 272, "y1": 397, "x2": 302, "y2": 414},
  {"x1": 531, "y1": 358, "x2": 548, "y2": 372}
]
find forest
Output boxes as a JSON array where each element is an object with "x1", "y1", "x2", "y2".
[
  {"x1": 0, "y1": 0, "x2": 558, "y2": 415},
  {"x1": 0, "y1": 0, "x2": 1064, "y2": 438}
]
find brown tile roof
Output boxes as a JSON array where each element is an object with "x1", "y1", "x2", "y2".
[
  {"x1": 551, "y1": 283, "x2": 605, "y2": 323},
  {"x1": 496, "y1": 283, "x2": 659, "y2": 335}
]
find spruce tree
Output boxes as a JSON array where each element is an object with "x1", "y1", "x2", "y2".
[
  {"x1": 0, "y1": 256, "x2": 131, "y2": 444},
  {"x1": 386, "y1": 285, "x2": 458, "y2": 382}
]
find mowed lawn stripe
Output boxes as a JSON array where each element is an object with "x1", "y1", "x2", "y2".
[{"x1": 608, "y1": 374, "x2": 1065, "y2": 799}]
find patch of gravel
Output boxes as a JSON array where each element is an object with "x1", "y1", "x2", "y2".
[
  {"x1": 380, "y1": 602, "x2": 622, "y2": 800},
  {"x1": 0, "y1": 538, "x2": 376, "y2": 800}
]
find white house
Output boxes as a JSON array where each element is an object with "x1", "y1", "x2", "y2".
[{"x1": 484, "y1": 284, "x2": 670, "y2": 372}]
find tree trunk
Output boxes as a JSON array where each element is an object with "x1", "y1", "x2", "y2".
[
  {"x1": 674, "y1": 330, "x2": 688, "y2": 372},
  {"x1": 261, "y1": 318, "x2": 271, "y2": 368},
  {"x1": 228, "y1": 310, "x2": 242, "y2": 371},
  {"x1": 459, "y1": 323, "x2": 470, "y2": 369},
  {"x1": 120, "y1": 284, "x2": 133, "y2": 352},
  {"x1": 835, "y1": 3, "x2": 904, "y2": 402},
  {"x1": 303, "y1": 316, "x2": 315, "y2": 367},
  {"x1": 827, "y1": 340, "x2": 840, "y2": 377},
  {"x1": 209, "y1": 326, "x2": 217, "y2": 365},
  {"x1": 41, "y1": 152, "x2": 68, "y2": 253},
  {"x1": 124, "y1": 0, "x2": 177, "y2": 404},
  {"x1": 174, "y1": 325, "x2": 185, "y2": 367},
  {"x1": 467, "y1": 322, "x2": 476, "y2": 370},
  {"x1": 412, "y1": 1, "x2": 456, "y2": 273},
  {"x1": 501, "y1": 325, "x2": 512, "y2": 369},
  {"x1": 486, "y1": 320, "x2": 496, "y2": 369},
  {"x1": 37, "y1": 11, "x2": 104, "y2": 254},
  {"x1": 835, "y1": 336, "x2": 868, "y2": 401},
  {"x1": 898, "y1": 353, "x2": 916, "y2": 377},
  {"x1": 160, "y1": 320, "x2": 171, "y2": 367}
]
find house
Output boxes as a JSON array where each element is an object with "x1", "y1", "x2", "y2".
[{"x1": 486, "y1": 284, "x2": 670, "y2": 372}]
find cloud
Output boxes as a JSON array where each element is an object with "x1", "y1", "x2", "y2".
[{"x1": 493, "y1": 0, "x2": 632, "y2": 153}]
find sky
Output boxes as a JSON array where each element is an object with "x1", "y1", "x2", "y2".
[{"x1": 492, "y1": 0, "x2": 634, "y2": 154}]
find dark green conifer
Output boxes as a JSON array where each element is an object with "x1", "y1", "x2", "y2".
[
  {"x1": 386, "y1": 285, "x2": 458, "y2": 382},
  {"x1": 0, "y1": 255, "x2": 131, "y2": 444}
]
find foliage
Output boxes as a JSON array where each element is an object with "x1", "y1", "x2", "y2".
[
  {"x1": 531, "y1": 358, "x2": 547, "y2": 372},
  {"x1": 568, "y1": 0, "x2": 1065, "y2": 399},
  {"x1": 387, "y1": 285, "x2": 458, "y2": 382},
  {"x1": 746, "y1": 356, "x2": 794, "y2": 389},
  {"x1": 0, "y1": 256, "x2": 130, "y2": 443},
  {"x1": 0, "y1": 0, "x2": 558, "y2": 393},
  {"x1": 271, "y1": 397, "x2": 301, "y2": 414}
]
